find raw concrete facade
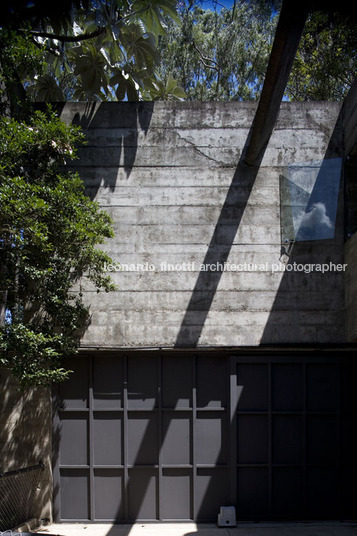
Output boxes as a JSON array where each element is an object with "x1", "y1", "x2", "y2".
[
  {"x1": 52, "y1": 100, "x2": 357, "y2": 524},
  {"x1": 60, "y1": 101, "x2": 347, "y2": 348},
  {"x1": 2, "y1": 99, "x2": 357, "y2": 527},
  {"x1": 343, "y1": 80, "x2": 357, "y2": 342}
]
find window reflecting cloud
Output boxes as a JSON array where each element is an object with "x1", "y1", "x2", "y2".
[{"x1": 280, "y1": 158, "x2": 342, "y2": 243}]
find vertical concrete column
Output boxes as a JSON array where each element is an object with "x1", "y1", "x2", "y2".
[{"x1": 343, "y1": 79, "x2": 357, "y2": 341}]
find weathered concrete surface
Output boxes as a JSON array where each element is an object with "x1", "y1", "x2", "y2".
[
  {"x1": 0, "y1": 368, "x2": 53, "y2": 524},
  {"x1": 343, "y1": 78, "x2": 357, "y2": 157},
  {"x1": 344, "y1": 232, "x2": 357, "y2": 342},
  {"x1": 60, "y1": 101, "x2": 345, "y2": 348},
  {"x1": 342, "y1": 79, "x2": 357, "y2": 342}
]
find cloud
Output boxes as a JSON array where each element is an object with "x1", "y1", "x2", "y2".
[{"x1": 299, "y1": 202, "x2": 333, "y2": 231}]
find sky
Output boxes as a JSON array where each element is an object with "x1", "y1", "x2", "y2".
[{"x1": 198, "y1": 0, "x2": 236, "y2": 11}]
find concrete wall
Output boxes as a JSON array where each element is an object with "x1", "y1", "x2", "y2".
[
  {"x1": 60, "y1": 101, "x2": 346, "y2": 348},
  {"x1": 343, "y1": 79, "x2": 357, "y2": 342},
  {"x1": 0, "y1": 368, "x2": 53, "y2": 525},
  {"x1": 345, "y1": 232, "x2": 357, "y2": 342},
  {"x1": 343, "y1": 78, "x2": 357, "y2": 157}
]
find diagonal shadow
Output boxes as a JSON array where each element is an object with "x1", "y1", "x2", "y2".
[
  {"x1": 116, "y1": 353, "x2": 238, "y2": 523},
  {"x1": 90, "y1": 121, "x2": 269, "y2": 523},
  {"x1": 174, "y1": 0, "x2": 309, "y2": 349},
  {"x1": 115, "y1": 110, "x2": 346, "y2": 524},
  {"x1": 261, "y1": 108, "x2": 345, "y2": 344},
  {"x1": 174, "y1": 127, "x2": 263, "y2": 348},
  {"x1": 110, "y1": 107, "x2": 283, "y2": 524},
  {"x1": 51, "y1": 116, "x2": 264, "y2": 523}
]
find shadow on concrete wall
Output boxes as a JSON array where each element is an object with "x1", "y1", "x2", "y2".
[
  {"x1": 0, "y1": 368, "x2": 52, "y2": 524},
  {"x1": 167, "y1": 106, "x2": 345, "y2": 521},
  {"x1": 52, "y1": 100, "x2": 259, "y2": 525},
  {"x1": 51, "y1": 98, "x2": 348, "y2": 524},
  {"x1": 173, "y1": 105, "x2": 345, "y2": 348},
  {"x1": 174, "y1": 125, "x2": 261, "y2": 348},
  {"x1": 108, "y1": 119, "x2": 262, "y2": 521},
  {"x1": 260, "y1": 111, "x2": 344, "y2": 344},
  {"x1": 52, "y1": 99, "x2": 262, "y2": 522},
  {"x1": 70, "y1": 102, "x2": 154, "y2": 200}
]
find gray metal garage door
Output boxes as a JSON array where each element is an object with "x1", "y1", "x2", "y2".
[
  {"x1": 234, "y1": 355, "x2": 357, "y2": 520},
  {"x1": 52, "y1": 351, "x2": 357, "y2": 522}
]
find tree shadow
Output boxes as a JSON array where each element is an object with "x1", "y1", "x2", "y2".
[{"x1": 69, "y1": 102, "x2": 154, "y2": 200}]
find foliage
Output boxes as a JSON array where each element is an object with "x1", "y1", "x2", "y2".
[
  {"x1": 156, "y1": 0, "x2": 357, "y2": 102},
  {"x1": 286, "y1": 10, "x2": 357, "y2": 101},
  {"x1": 157, "y1": 0, "x2": 279, "y2": 101},
  {"x1": 2, "y1": 0, "x2": 356, "y2": 103},
  {"x1": 0, "y1": 29, "x2": 44, "y2": 116},
  {"x1": 144, "y1": 72, "x2": 187, "y2": 100},
  {"x1": 0, "y1": 0, "x2": 185, "y2": 104},
  {"x1": 0, "y1": 107, "x2": 115, "y2": 386}
]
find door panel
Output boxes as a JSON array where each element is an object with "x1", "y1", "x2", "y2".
[
  {"x1": 54, "y1": 353, "x2": 229, "y2": 522},
  {"x1": 235, "y1": 356, "x2": 357, "y2": 521}
]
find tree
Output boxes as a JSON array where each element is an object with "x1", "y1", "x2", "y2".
[
  {"x1": 286, "y1": 10, "x2": 357, "y2": 101},
  {"x1": 157, "y1": 0, "x2": 279, "y2": 101},
  {"x1": 0, "y1": 29, "x2": 44, "y2": 117},
  {"x1": 0, "y1": 0, "x2": 187, "y2": 389},
  {"x1": 0, "y1": 0, "x2": 185, "y2": 104},
  {"x1": 156, "y1": 0, "x2": 357, "y2": 102},
  {"x1": 0, "y1": 107, "x2": 116, "y2": 386}
]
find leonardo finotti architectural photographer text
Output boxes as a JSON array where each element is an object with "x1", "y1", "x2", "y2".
[{"x1": 103, "y1": 261, "x2": 348, "y2": 274}]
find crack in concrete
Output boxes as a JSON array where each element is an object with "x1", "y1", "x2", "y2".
[{"x1": 174, "y1": 130, "x2": 239, "y2": 167}]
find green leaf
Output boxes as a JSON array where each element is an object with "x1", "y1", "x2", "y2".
[
  {"x1": 144, "y1": 73, "x2": 186, "y2": 100},
  {"x1": 132, "y1": 0, "x2": 179, "y2": 36},
  {"x1": 110, "y1": 69, "x2": 139, "y2": 101},
  {"x1": 72, "y1": 44, "x2": 109, "y2": 96},
  {"x1": 120, "y1": 24, "x2": 160, "y2": 68},
  {"x1": 28, "y1": 74, "x2": 65, "y2": 101}
]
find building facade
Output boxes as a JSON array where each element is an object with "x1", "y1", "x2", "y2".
[
  {"x1": 52, "y1": 100, "x2": 357, "y2": 523},
  {"x1": 2, "y1": 99, "x2": 357, "y2": 525}
]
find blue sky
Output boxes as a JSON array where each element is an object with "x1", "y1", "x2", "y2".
[{"x1": 199, "y1": 0, "x2": 236, "y2": 10}]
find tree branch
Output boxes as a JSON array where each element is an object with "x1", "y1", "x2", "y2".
[
  {"x1": 20, "y1": 26, "x2": 106, "y2": 42},
  {"x1": 19, "y1": 4, "x2": 151, "y2": 44},
  {"x1": 192, "y1": 41, "x2": 218, "y2": 71},
  {"x1": 30, "y1": 35, "x2": 61, "y2": 56}
]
